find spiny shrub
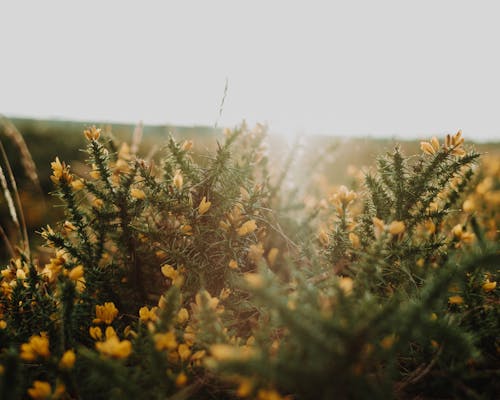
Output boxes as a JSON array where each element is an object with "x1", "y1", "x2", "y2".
[{"x1": 0, "y1": 126, "x2": 498, "y2": 400}]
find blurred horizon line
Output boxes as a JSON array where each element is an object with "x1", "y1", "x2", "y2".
[{"x1": 4, "y1": 113, "x2": 500, "y2": 144}]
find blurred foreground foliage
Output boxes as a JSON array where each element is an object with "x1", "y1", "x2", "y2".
[{"x1": 0, "y1": 120, "x2": 499, "y2": 399}]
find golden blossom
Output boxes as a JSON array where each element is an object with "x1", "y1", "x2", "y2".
[
  {"x1": 237, "y1": 220, "x2": 257, "y2": 236},
  {"x1": 84, "y1": 126, "x2": 101, "y2": 141},
  {"x1": 93, "y1": 302, "x2": 119, "y2": 325},
  {"x1": 198, "y1": 196, "x2": 211, "y2": 215},
  {"x1": 95, "y1": 336, "x2": 132, "y2": 359},
  {"x1": 20, "y1": 334, "x2": 50, "y2": 361},
  {"x1": 27, "y1": 381, "x2": 52, "y2": 400}
]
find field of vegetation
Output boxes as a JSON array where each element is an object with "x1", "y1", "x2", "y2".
[{"x1": 0, "y1": 117, "x2": 498, "y2": 399}]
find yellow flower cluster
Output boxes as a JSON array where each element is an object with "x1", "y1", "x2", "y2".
[
  {"x1": 420, "y1": 131, "x2": 465, "y2": 157},
  {"x1": 59, "y1": 349, "x2": 76, "y2": 369},
  {"x1": 372, "y1": 218, "x2": 406, "y2": 239},
  {"x1": 27, "y1": 380, "x2": 65, "y2": 400},
  {"x1": 20, "y1": 334, "x2": 50, "y2": 361},
  {"x1": 161, "y1": 264, "x2": 185, "y2": 287},
  {"x1": 95, "y1": 330, "x2": 132, "y2": 359},
  {"x1": 330, "y1": 185, "x2": 357, "y2": 208},
  {"x1": 139, "y1": 306, "x2": 158, "y2": 323},
  {"x1": 50, "y1": 157, "x2": 73, "y2": 184},
  {"x1": 198, "y1": 196, "x2": 211, "y2": 215},
  {"x1": 237, "y1": 219, "x2": 257, "y2": 236},
  {"x1": 93, "y1": 302, "x2": 119, "y2": 325},
  {"x1": 84, "y1": 126, "x2": 101, "y2": 141}
]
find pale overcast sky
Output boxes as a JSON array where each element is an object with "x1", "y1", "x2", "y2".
[{"x1": 1, "y1": 0, "x2": 499, "y2": 140}]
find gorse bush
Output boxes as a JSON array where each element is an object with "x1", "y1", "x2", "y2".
[{"x1": 0, "y1": 124, "x2": 498, "y2": 399}]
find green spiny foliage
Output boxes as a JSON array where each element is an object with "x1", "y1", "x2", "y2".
[{"x1": 0, "y1": 126, "x2": 498, "y2": 400}]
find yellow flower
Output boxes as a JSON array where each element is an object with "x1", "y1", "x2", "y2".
[
  {"x1": 445, "y1": 130, "x2": 466, "y2": 156},
  {"x1": 130, "y1": 188, "x2": 146, "y2": 200},
  {"x1": 338, "y1": 277, "x2": 353, "y2": 295},
  {"x1": 177, "y1": 308, "x2": 189, "y2": 324},
  {"x1": 236, "y1": 378, "x2": 253, "y2": 398},
  {"x1": 59, "y1": 349, "x2": 76, "y2": 369},
  {"x1": 63, "y1": 220, "x2": 77, "y2": 232},
  {"x1": 318, "y1": 229, "x2": 330, "y2": 247},
  {"x1": 95, "y1": 337, "x2": 132, "y2": 359},
  {"x1": 349, "y1": 232, "x2": 360, "y2": 249},
  {"x1": 71, "y1": 179, "x2": 85, "y2": 191},
  {"x1": 198, "y1": 196, "x2": 211, "y2": 215},
  {"x1": 50, "y1": 157, "x2": 63, "y2": 182},
  {"x1": 93, "y1": 302, "x2": 119, "y2": 325},
  {"x1": 154, "y1": 331, "x2": 178, "y2": 351},
  {"x1": 219, "y1": 219, "x2": 231, "y2": 231},
  {"x1": 0, "y1": 320, "x2": 6, "y2": 329},
  {"x1": 448, "y1": 295, "x2": 464, "y2": 305},
  {"x1": 452, "y1": 224, "x2": 463, "y2": 238},
  {"x1": 92, "y1": 198, "x2": 104, "y2": 208},
  {"x1": 180, "y1": 225, "x2": 193, "y2": 235},
  {"x1": 191, "y1": 349, "x2": 206, "y2": 362},
  {"x1": 331, "y1": 185, "x2": 357, "y2": 207},
  {"x1": 50, "y1": 157, "x2": 72, "y2": 184},
  {"x1": 139, "y1": 306, "x2": 158, "y2": 323},
  {"x1": 105, "y1": 326, "x2": 118, "y2": 339},
  {"x1": 452, "y1": 130, "x2": 464, "y2": 146},
  {"x1": 237, "y1": 220, "x2": 257, "y2": 236},
  {"x1": 178, "y1": 344, "x2": 191, "y2": 361},
  {"x1": 388, "y1": 220, "x2": 405, "y2": 236},
  {"x1": 452, "y1": 224, "x2": 475, "y2": 245},
  {"x1": 380, "y1": 334, "x2": 397, "y2": 349},
  {"x1": 430, "y1": 136, "x2": 440, "y2": 151},
  {"x1": 75, "y1": 277, "x2": 86, "y2": 293},
  {"x1": 84, "y1": 126, "x2": 101, "y2": 141},
  {"x1": 483, "y1": 280, "x2": 497, "y2": 292},
  {"x1": 68, "y1": 265, "x2": 84, "y2": 281},
  {"x1": 161, "y1": 264, "x2": 185, "y2": 287},
  {"x1": 181, "y1": 140, "x2": 193, "y2": 151},
  {"x1": 372, "y1": 217, "x2": 385, "y2": 239},
  {"x1": 89, "y1": 326, "x2": 103, "y2": 340},
  {"x1": 244, "y1": 273, "x2": 264, "y2": 289},
  {"x1": 20, "y1": 334, "x2": 50, "y2": 361},
  {"x1": 462, "y1": 198, "x2": 475, "y2": 213},
  {"x1": 173, "y1": 170, "x2": 183, "y2": 190},
  {"x1": 256, "y1": 388, "x2": 287, "y2": 400},
  {"x1": 89, "y1": 164, "x2": 100, "y2": 180},
  {"x1": 158, "y1": 295, "x2": 168, "y2": 310},
  {"x1": 210, "y1": 344, "x2": 256, "y2": 361},
  {"x1": 194, "y1": 290, "x2": 220, "y2": 311},
  {"x1": 240, "y1": 187, "x2": 250, "y2": 201},
  {"x1": 219, "y1": 287, "x2": 231, "y2": 301},
  {"x1": 183, "y1": 325, "x2": 196, "y2": 346},
  {"x1": 420, "y1": 141, "x2": 436, "y2": 155},
  {"x1": 228, "y1": 259, "x2": 239, "y2": 270},
  {"x1": 267, "y1": 247, "x2": 279, "y2": 267},
  {"x1": 248, "y1": 243, "x2": 265, "y2": 264},
  {"x1": 424, "y1": 220, "x2": 436, "y2": 235},
  {"x1": 16, "y1": 269, "x2": 26, "y2": 280},
  {"x1": 27, "y1": 380, "x2": 52, "y2": 400},
  {"x1": 175, "y1": 371, "x2": 188, "y2": 387},
  {"x1": 161, "y1": 264, "x2": 176, "y2": 279}
]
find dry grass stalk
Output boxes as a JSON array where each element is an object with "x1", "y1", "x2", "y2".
[
  {"x1": 0, "y1": 163, "x2": 19, "y2": 227},
  {"x1": 131, "y1": 121, "x2": 143, "y2": 156},
  {"x1": 0, "y1": 224, "x2": 15, "y2": 259},
  {"x1": 0, "y1": 114, "x2": 42, "y2": 190},
  {"x1": 0, "y1": 140, "x2": 30, "y2": 257}
]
